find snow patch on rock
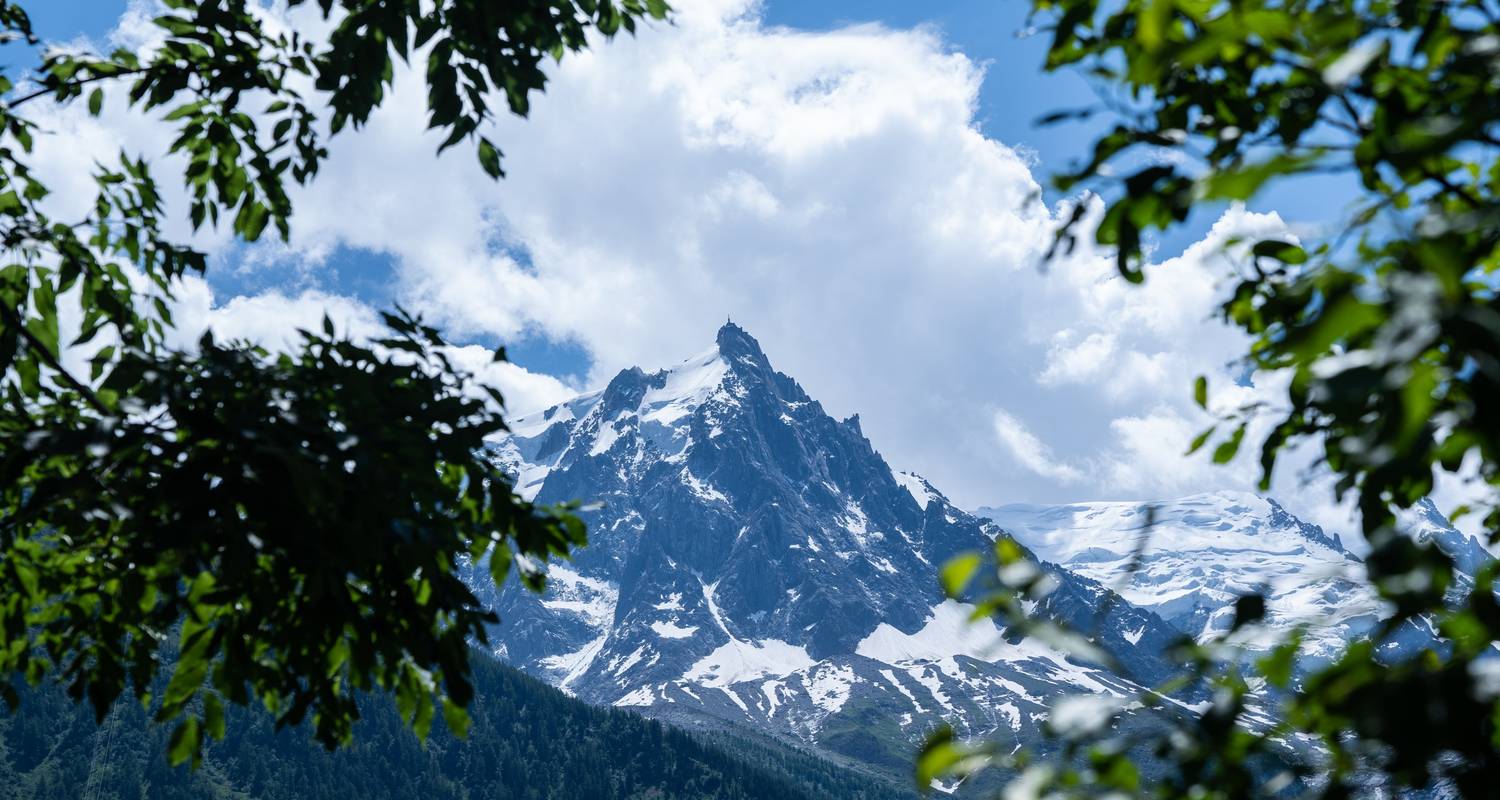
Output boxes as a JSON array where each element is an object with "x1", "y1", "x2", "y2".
[
  {"x1": 685, "y1": 639, "x2": 816, "y2": 688},
  {"x1": 650, "y1": 620, "x2": 699, "y2": 639}
]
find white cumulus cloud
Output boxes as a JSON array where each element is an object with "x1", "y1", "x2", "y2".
[
  {"x1": 992, "y1": 410, "x2": 1085, "y2": 485},
  {"x1": 40, "y1": 0, "x2": 1397, "y2": 540}
]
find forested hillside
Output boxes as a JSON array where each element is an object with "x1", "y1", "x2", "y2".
[{"x1": 0, "y1": 653, "x2": 911, "y2": 800}]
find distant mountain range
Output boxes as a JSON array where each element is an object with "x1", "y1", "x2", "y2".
[
  {"x1": 481, "y1": 323, "x2": 1482, "y2": 791},
  {"x1": 980, "y1": 494, "x2": 1489, "y2": 670}
]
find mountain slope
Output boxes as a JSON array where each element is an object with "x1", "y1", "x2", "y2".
[
  {"x1": 978, "y1": 492, "x2": 1487, "y2": 666},
  {"x1": 0, "y1": 651, "x2": 911, "y2": 800},
  {"x1": 980, "y1": 493, "x2": 1369, "y2": 659},
  {"x1": 483, "y1": 323, "x2": 1189, "y2": 783}
]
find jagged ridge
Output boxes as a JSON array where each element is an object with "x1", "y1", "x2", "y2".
[{"x1": 481, "y1": 324, "x2": 1188, "y2": 786}]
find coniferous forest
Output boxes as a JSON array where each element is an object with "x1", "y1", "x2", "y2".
[{"x1": 0, "y1": 653, "x2": 912, "y2": 800}]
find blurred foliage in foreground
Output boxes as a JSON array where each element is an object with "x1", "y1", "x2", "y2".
[
  {"x1": 0, "y1": 0, "x2": 665, "y2": 767},
  {"x1": 922, "y1": 0, "x2": 1500, "y2": 796}
]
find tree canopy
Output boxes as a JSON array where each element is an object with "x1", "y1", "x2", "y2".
[
  {"x1": 0, "y1": 0, "x2": 664, "y2": 768},
  {"x1": 922, "y1": 0, "x2": 1500, "y2": 796}
]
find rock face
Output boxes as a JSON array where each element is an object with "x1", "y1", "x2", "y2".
[
  {"x1": 480, "y1": 323, "x2": 1182, "y2": 775},
  {"x1": 478, "y1": 323, "x2": 1483, "y2": 781}
]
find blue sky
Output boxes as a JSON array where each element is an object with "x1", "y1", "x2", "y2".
[{"x1": 31, "y1": 0, "x2": 1388, "y2": 533}]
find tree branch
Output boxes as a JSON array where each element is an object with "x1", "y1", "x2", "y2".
[
  {"x1": 0, "y1": 301, "x2": 110, "y2": 415},
  {"x1": 4, "y1": 67, "x2": 149, "y2": 112}
]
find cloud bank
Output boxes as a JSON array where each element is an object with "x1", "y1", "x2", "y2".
[{"x1": 43, "y1": 0, "x2": 1395, "y2": 539}]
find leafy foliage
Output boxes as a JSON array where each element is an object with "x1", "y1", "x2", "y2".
[
  {"x1": 0, "y1": 0, "x2": 664, "y2": 767},
  {"x1": 921, "y1": 0, "x2": 1500, "y2": 795}
]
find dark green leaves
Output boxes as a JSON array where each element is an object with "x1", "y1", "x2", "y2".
[
  {"x1": 2, "y1": 312, "x2": 591, "y2": 765},
  {"x1": 1250, "y1": 239, "x2": 1308, "y2": 266},
  {"x1": 312, "y1": 0, "x2": 669, "y2": 175},
  {"x1": 989, "y1": 0, "x2": 1500, "y2": 793},
  {"x1": 0, "y1": 0, "x2": 669, "y2": 771}
]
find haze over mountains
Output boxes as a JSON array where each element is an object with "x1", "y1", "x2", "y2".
[{"x1": 481, "y1": 323, "x2": 1483, "y2": 788}]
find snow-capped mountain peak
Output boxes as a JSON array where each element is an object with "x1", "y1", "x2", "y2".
[
  {"x1": 478, "y1": 324, "x2": 1489, "y2": 788},
  {"x1": 497, "y1": 326, "x2": 759, "y2": 501},
  {"x1": 477, "y1": 324, "x2": 1185, "y2": 777}
]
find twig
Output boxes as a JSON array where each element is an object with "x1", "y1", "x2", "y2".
[
  {"x1": 0, "y1": 301, "x2": 110, "y2": 415},
  {"x1": 4, "y1": 68, "x2": 150, "y2": 112}
]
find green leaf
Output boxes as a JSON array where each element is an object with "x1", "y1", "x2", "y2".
[
  {"x1": 489, "y1": 544, "x2": 513, "y2": 586},
  {"x1": 15, "y1": 352, "x2": 40, "y2": 397},
  {"x1": 13, "y1": 559, "x2": 38, "y2": 597},
  {"x1": 1285, "y1": 295, "x2": 1382, "y2": 362},
  {"x1": 1200, "y1": 153, "x2": 1321, "y2": 201},
  {"x1": 1137, "y1": 0, "x2": 1173, "y2": 51},
  {"x1": 1193, "y1": 375, "x2": 1207, "y2": 408},
  {"x1": 166, "y1": 717, "x2": 201, "y2": 767},
  {"x1": 915, "y1": 725, "x2": 960, "y2": 788},
  {"x1": 1212, "y1": 425, "x2": 1245, "y2": 464},
  {"x1": 1185, "y1": 425, "x2": 1215, "y2": 455},
  {"x1": 1255, "y1": 632, "x2": 1303, "y2": 688},
  {"x1": 1251, "y1": 239, "x2": 1308, "y2": 265},
  {"x1": 411, "y1": 692, "x2": 435, "y2": 740},
  {"x1": 203, "y1": 693, "x2": 226, "y2": 741},
  {"x1": 476, "y1": 136, "x2": 503, "y2": 179},
  {"x1": 88, "y1": 88, "x2": 104, "y2": 116},
  {"x1": 441, "y1": 697, "x2": 470, "y2": 738},
  {"x1": 940, "y1": 551, "x2": 982, "y2": 598},
  {"x1": 1097, "y1": 754, "x2": 1140, "y2": 790}
]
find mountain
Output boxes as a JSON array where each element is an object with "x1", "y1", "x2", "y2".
[
  {"x1": 1403, "y1": 498, "x2": 1494, "y2": 581},
  {"x1": 483, "y1": 323, "x2": 1192, "y2": 785},
  {"x1": 978, "y1": 492, "x2": 1488, "y2": 668},
  {"x1": 979, "y1": 493, "x2": 1370, "y2": 662},
  {"x1": 0, "y1": 651, "x2": 909, "y2": 800}
]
